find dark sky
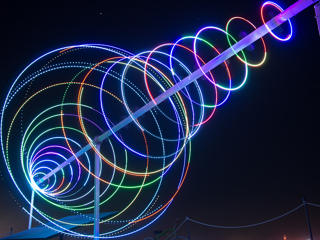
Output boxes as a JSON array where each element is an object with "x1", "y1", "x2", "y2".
[{"x1": 0, "y1": 0, "x2": 320, "y2": 240}]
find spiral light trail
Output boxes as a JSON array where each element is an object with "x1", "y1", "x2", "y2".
[{"x1": 0, "y1": 0, "x2": 315, "y2": 238}]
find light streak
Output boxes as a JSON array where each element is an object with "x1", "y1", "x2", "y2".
[{"x1": 1, "y1": 0, "x2": 314, "y2": 238}]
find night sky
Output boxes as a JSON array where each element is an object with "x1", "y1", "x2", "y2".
[{"x1": 0, "y1": 0, "x2": 320, "y2": 240}]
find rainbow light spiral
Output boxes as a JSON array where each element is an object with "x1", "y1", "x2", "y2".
[{"x1": 0, "y1": 2, "x2": 293, "y2": 238}]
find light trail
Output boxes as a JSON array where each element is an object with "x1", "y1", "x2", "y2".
[{"x1": 36, "y1": 0, "x2": 318, "y2": 185}]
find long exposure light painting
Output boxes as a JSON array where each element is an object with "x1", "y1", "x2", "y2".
[{"x1": 0, "y1": 0, "x2": 316, "y2": 239}]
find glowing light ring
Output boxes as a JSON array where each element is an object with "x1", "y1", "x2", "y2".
[
  {"x1": 261, "y1": 1, "x2": 293, "y2": 41},
  {"x1": 226, "y1": 17, "x2": 267, "y2": 67},
  {"x1": 193, "y1": 26, "x2": 249, "y2": 91},
  {"x1": 140, "y1": 49, "x2": 203, "y2": 137},
  {"x1": 122, "y1": 50, "x2": 191, "y2": 153},
  {"x1": 99, "y1": 56, "x2": 169, "y2": 159},
  {"x1": 143, "y1": 43, "x2": 205, "y2": 130},
  {"x1": 75, "y1": 74, "x2": 164, "y2": 226},
  {"x1": 97, "y1": 53, "x2": 191, "y2": 167},
  {"x1": 169, "y1": 37, "x2": 223, "y2": 108},
  {"x1": 169, "y1": 36, "x2": 230, "y2": 127}
]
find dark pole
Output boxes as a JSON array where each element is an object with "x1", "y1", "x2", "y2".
[
  {"x1": 186, "y1": 217, "x2": 191, "y2": 240},
  {"x1": 302, "y1": 198, "x2": 313, "y2": 240},
  {"x1": 174, "y1": 218, "x2": 179, "y2": 239}
]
